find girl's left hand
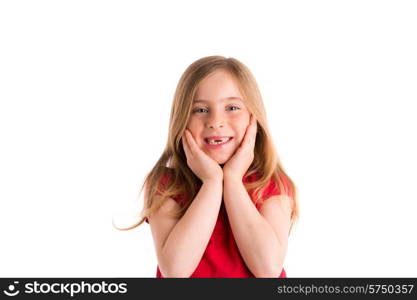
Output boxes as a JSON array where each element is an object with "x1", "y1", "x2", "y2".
[{"x1": 223, "y1": 114, "x2": 258, "y2": 180}]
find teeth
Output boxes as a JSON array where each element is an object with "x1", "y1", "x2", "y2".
[{"x1": 206, "y1": 137, "x2": 230, "y2": 145}]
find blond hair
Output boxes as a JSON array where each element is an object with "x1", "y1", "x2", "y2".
[{"x1": 114, "y1": 55, "x2": 299, "y2": 233}]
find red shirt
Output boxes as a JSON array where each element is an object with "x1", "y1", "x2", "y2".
[{"x1": 146, "y1": 171, "x2": 289, "y2": 278}]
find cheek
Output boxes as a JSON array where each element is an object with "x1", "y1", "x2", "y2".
[
  {"x1": 233, "y1": 118, "x2": 250, "y2": 143},
  {"x1": 186, "y1": 120, "x2": 204, "y2": 147},
  {"x1": 236, "y1": 128, "x2": 246, "y2": 144}
]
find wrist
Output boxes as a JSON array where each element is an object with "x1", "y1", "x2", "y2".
[
  {"x1": 223, "y1": 172, "x2": 243, "y2": 183},
  {"x1": 202, "y1": 176, "x2": 223, "y2": 185}
]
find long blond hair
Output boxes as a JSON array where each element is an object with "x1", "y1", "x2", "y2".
[{"x1": 114, "y1": 55, "x2": 299, "y2": 232}]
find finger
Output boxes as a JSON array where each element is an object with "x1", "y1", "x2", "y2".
[
  {"x1": 249, "y1": 115, "x2": 258, "y2": 146},
  {"x1": 247, "y1": 114, "x2": 257, "y2": 139},
  {"x1": 237, "y1": 130, "x2": 251, "y2": 154},
  {"x1": 182, "y1": 132, "x2": 192, "y2": 158},
  {"x1": 185, "y1": 130, "x2": 200, "y2": 156},
  {"x1": 251, "y1": 114, "x2": 257, "y2": 128},
  {"x1": 241, "y1": 116, "x2": 256, "y2": 148}
]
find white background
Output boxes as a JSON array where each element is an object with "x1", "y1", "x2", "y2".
[{"x1": 1, "y1": 0, "x2": 416, "y2": 277}]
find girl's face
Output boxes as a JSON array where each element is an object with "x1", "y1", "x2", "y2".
[{"x1": 186, "y1": 69, "x2": 251, "y2": 164}]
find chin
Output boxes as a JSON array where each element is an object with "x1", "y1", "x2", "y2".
[{"x1": 211, "y1": 155, "x2": 231, "y2": 165}]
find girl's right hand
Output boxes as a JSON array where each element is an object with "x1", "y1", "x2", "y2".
[{"x1": 182, "y1": 129, "x2": 223, "y2": 182}]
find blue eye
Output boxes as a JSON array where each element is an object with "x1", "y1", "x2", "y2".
[
  {"x1": 193, "y1": 108, "x2": 208, "y2": 113},
  {"x1": 227, "y1": 106, "x2": 240, "y2": 111}
]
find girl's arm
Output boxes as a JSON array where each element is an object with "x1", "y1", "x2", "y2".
[
  {"x1": 150, "y1": 129, "x2": 223, "y2": 277},
  {"x1": 148, "y1": 178, "x2": 223, "y2": 278},
  {"x1": 223, "y1": 175, "x2": 292, "y2": 277}
]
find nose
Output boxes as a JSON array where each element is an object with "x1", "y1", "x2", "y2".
[
  {"x1": 208, "y1": 121, "x2": 224, "y2": 129},
  {"x1": 206, "y1": 111, "x2": 224, "y2": 129}
]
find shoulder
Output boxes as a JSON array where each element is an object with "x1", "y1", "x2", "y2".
[
  {"x1": 156, "y1": 167, "x2": 187, "y2": 207},
  {"x1": 157, "y1": 167, "x2": 174, "y2": 186},
  {"x1": 264, "y1": 173, "x2": 292, "y2": 199},
  {"x1": 263, "y1": 176, "x2": 287, "y2": 198},
  {"x1": 144, "y1": 169, "x2": 185, "y2": 224},
  {"x1": 243, "y1": 171, "x2": 292, "y2": 207},
  {"x1": 144, "y1": 195, "x2": 181, "y2": 224},
  {"x1": 244, "y1": 171, "x2": 290, "y2": 194},
  {"x1": 260, "y1": 174, "x2": 293, "y2": 221}
]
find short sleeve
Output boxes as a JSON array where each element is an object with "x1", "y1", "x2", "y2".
[
  {"x1": 155, "y1": 172, "x2": 187, "y2": 205},
  {"x1": 144, "y1": 193, "x2": 184, "y2": 225},
  {"x1": 156, "y1": 173, "x2": 171, "y2": 196},
  {"x1": 261, "y1": 175, "x2": 292, "y2": 200},
  {"x1": 262, "y1": 178, "x2": 280, "y2": 199}
]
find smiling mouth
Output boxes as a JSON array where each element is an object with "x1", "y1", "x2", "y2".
[{"x1": 204, "y1": 137, "x2": 233, "y2": 145}]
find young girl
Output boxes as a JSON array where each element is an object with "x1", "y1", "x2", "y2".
[{"x1": 116, "y1": 55, "x2": 299, "y2": 278}]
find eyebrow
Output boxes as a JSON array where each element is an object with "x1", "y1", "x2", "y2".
[{"x1": 193, "y1": 96, "x2": 243, "y2": 103}]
